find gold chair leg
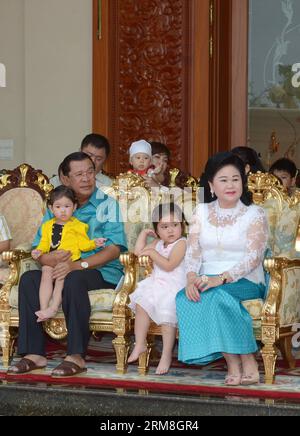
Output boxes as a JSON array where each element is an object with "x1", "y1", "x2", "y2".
[
  {"x1": 138, "y1": 348, "x2": 151, "y2": 376},
  {"x1": 261, "y1": 344, "x2": 277, "y2": 384},
  {"x1": 138, "y1": 336, "x2": 154, "y2": 376},
  {"x1": 113, "y1": 334, "x2": 131, "y2": 375},
  {"x1": 279, "y1": 336, "x2": 296, "y2": 369},
  {"x1": 0, "y1": 323, "x2": 13, "y2": 367}
]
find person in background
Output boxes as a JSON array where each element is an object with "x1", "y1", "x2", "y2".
[
  {"x1": 50, "y1": 133, "x2": 112, "y2": 188},
  {"x1": 269, "y1": 157, "x2": 298, "y2": 196},
  {"x1": 128, "y1": 140, "x2": 156, "y2": 177},
  {"x1": 231, "y1": 146, "x2": 265, "y2": 175}
]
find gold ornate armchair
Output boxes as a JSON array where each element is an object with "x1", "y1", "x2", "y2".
[
  {"x1": 128, "y1": 172, "x2": 300, "y2": 384},
  {"x1": 0, "y1": 164, "x2": 52, "y2": 366}
]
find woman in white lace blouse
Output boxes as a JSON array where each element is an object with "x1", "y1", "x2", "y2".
[{"x1": 176, "y1": 152, "x2": 268, "y2": 386}]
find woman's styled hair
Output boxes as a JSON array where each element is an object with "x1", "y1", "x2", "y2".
[
  {"x1": 48, "y1": 186, "x2": 78, "y2": 207},
  {"x1": 231, "y1": 146, "x2": 265, "y2": 174},
  {"x1": 200, "y1": 152, "x2": 252, "y2": 206},
  {"x1": 152, "y1": 203, "x2": 186, "y2": 233}
]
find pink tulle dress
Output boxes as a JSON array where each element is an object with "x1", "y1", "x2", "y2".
[{"x1": 129, "y1": 238, "x2": 187, "y2": 327}]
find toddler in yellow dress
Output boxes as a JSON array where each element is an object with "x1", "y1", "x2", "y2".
[{"x1": 32, "y1": 186, "x2": 106, "y2": 322}]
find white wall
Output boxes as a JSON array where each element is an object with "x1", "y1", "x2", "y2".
[
  {"x1": 0, "y1": 0, "x2": 92, "y2": 177},
  {"x1": 0, "y1": 0, "x2": 25, "y2": 168}
]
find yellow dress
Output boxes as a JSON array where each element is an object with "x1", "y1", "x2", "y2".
[{"x1": 36, "y1": 217, "x2": 96, "y2": 261}]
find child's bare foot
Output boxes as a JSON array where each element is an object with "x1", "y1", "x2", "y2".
[
  {"x1": 35, "y1": 307, "x2": 58, "y2": 323},
  {"x1": 128, "y1": 344, "x2": 147, "y2": 363},
  {"x1": 155, "y1": 354, "x2": 172, "y2": 375}
]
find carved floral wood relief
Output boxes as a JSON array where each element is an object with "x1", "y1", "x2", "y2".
[{"x1": 112, "y1": 0, "x2": 190, "y2": 173}]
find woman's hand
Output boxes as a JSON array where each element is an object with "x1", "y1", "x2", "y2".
[
  {"x1": 186, "y1": 280, "x2": 201, "y2": 302},
  {"x1": 197, "y1": 276, "x2": 223, "y2": 293}
]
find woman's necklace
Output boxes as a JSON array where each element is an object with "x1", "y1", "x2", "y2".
[{"x1": 215, "y1": 201, "x2": 241, "y2": 254}]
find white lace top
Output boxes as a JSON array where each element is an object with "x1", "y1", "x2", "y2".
[{"x1": 185, "y1": 200, "x2": 268, "y2": 284}]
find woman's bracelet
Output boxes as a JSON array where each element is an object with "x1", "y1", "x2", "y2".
[{"x1": 218, "y1": 273, "x2": 227, "y2": 285}]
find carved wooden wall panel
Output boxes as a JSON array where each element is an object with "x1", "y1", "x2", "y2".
[{"x1": 110, "y1": 0, "x2": 191, "y2": 174}]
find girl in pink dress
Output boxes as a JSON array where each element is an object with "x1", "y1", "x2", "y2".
[{"x1": 128, "y1": 203, "x2": 187, "y2": 375}]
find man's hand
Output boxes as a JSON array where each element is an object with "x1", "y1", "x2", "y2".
[
  {"x1": 39, "y1": 250, "x2": 71, "y2": 268},
  {"x1": 52, "y1": 259, "x2": 74, "y2": 281}
]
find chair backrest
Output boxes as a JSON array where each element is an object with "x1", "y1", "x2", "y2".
[
  {"x1": 0, "y1": 164, "x2": 52, "y2": 250},
  {"x1": 102, "y1": 172, "x2": 152, "y2": 252},
  {"x1": 248, "y1": 172, "x2": 300, "y2": 258}
]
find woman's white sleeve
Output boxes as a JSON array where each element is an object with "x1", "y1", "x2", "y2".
[
  {"x1": 227, "y1": 208, "x2": 268, "y2": 282},
  {"x1": 185, "y1": 208, "x2": 202, "y2": 274}
]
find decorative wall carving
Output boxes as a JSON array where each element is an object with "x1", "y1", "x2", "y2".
[{"x1": 111, "y1": 0, "x2": 190, "y2": 174}]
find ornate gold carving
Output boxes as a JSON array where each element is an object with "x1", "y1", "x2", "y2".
[
  {"x1": 110, "y1": 0, "x2": 190, "y2": 174},
  {"x1": 44, "y1": 319, "x2": 68, "y2": 340},
  {"x1": 35, "y1": 173, "x2": 53, "y2": 199},
  {"x1": 248, "y1": 172, "x2": 287, "y2": 209},
  {"x1": 138, "y1": 255, "x2": 153, "y2": 278},
  {"x1": 0, "y1": 173, "x2": 11, "y2": 189},
  {"x1": 169, "y1": 169, "x2": 180, "y2": 188},
  {"x1": 19, "y1": 164, "x2": 29, "y2": 187}
]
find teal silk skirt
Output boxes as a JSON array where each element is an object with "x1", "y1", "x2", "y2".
[{"x1": 175, "y1": 279, "x2": 265, "y2": 365}]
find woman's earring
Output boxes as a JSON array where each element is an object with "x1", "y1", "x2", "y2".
[{"x1": 210, "y1": 190, "x2": 215, "y2": 199}]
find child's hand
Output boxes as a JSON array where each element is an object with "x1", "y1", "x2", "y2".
[
  {"x1": 95, "y1": 238, "x2": 107, "y2": 248},
  {"x1": 31, "y1": 249, "x2": 42, "y2": 260},
  {"x1": 142, "y1": 229, "x2": 157, "y2": 238},
  {"x1": 140, "y1": 247, "x2": 155, "y2": 258}
]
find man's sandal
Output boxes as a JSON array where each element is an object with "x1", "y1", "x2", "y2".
[
  {"x1": 51, "y1": 361, "x2": 87, "y2": 378},
  {"x1": 7, "y1": 358, "x2": 46, "y2": 375}
]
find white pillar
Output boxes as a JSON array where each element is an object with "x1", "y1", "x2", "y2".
[{"x1": 0, "y1": 63, "x2": 6, "y2": 87}]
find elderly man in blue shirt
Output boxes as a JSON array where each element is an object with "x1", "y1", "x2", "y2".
[{"x1": 8, "y1": 152, "x2": 127, "y2": 377}]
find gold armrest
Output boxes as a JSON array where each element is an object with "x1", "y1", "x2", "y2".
[
  {"x1": 138, "y1": 255, "x2": 153, "y2": 277},
  {"x1": 113, "y1": 253, "x2": 138, "y2": 319},
  {"x1": 0, "y1": 250, "x2": 31, "y2": 309},
  {"x1": 262, "y1": 257, "x2": 300, "y2": 323}
]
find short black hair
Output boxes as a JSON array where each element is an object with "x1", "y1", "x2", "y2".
[
  {"x1": 60, "y1": 152, "x2": 95, "y2": 177},
  {"x1": 152, "y1": 203, "x2": 186, "y2": 233},
  {"x1": 150, "y1": 142, "x2": 171, "y2": 159},
  {"x1": 269, "y1": 158, "x2": 298, "y2": 178},
  {"x1": 81, "y1": 133, "x2": 111, "y2": 156},
  {"x1": 48, "y1": 186, "x2": 77, "y2": 206}
]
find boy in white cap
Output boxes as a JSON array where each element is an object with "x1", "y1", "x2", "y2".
[{"x1": 128, "y1": 139, "x2": 156, "y2": 177}]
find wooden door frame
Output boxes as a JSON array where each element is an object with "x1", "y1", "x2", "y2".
[{"x1": 210, "y1": 0, "x2": 249, "y2": 154}]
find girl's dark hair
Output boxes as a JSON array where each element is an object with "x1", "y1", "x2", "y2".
[
  {"x1": 231, "y1": 146, "x2": 265, "y2": 173},
  {"x1": 152, "y1": 203, "x2": 186, "y2": 233},
  {"x1": 200, "y1": 152, "x2": 252, "y2": 206},
  {"x1": 48, "y1": 186, "x2": 78, "y2": 206}
]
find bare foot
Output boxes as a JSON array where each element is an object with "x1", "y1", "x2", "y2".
[
  {"x1": 128, "y1": 344, "x2": 147, "y2": 363},
  {"x1": 155, "y1": 354, "x2": 172, "y2": 375},
  {"x1": 35, "y1": 307, "x2": 58, "y2": 322}
]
